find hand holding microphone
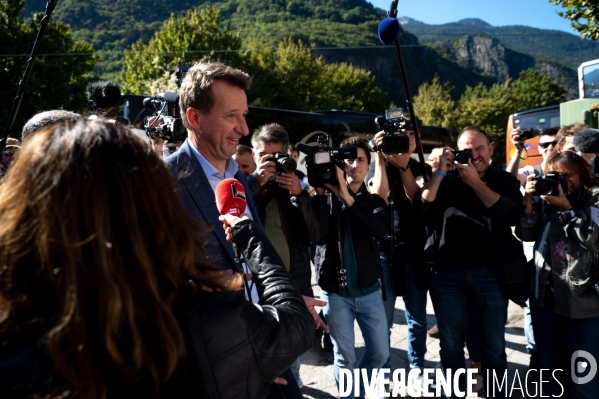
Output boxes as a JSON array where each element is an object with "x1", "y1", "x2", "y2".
[{"x1": 215, "y1": 177, "x2": 251, "y2": 241}]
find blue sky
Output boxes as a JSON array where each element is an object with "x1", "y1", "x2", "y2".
[{"x1": 367, "y1": 0, "x2": 577, "y2": 34}]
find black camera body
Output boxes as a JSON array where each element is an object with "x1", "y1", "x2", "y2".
[
  {"x1": 534, "y1": 172, "x2": 568, "y2": 196},
  {"x1": 143, "y1": 92, "x2": 187, "y2": 142},
  {"x1": 268, "y1": 152, "x2": 297, "y2": 173},
  {"x1": 143, "y1": 66, "x2": 190, "y2": 143},
  {"x1": 297, "y1": 135, "x2": 357, "y2": 186},
  {"x1": 373, "y1": 108, "x2": 412, "y2": 154},
  {"x1": 519, "y1": 128, "x2": 541, "y2": 141},
  {"x1": 452, "y1": 149, "x2": 473, "y2": 164}
]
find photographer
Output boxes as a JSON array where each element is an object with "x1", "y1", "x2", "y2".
[
  {"x1": 247, "y1": 123, "x2": 321, "y2": 389},
  {"x1": 312, "y1": 137, "x2": 389, "y2": 398},
  {"x1": 507, "y1": 127, "x2": 558, "y2": 185},
  {"x1": 521, "y1": 151, "x2": 599, "y2": 398},
  {"x1": 368, "y1": 120, "x2": 432, "y2": 387},
  {"x1": 247, "y1": 123, "x2": 321, "y2": 297},
  {"x1": 416, "y1": 126, "x2": 524, "y2": 397}
]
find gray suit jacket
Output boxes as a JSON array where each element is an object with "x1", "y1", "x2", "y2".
[{"x1": 165, "y1": 140, "x2": 261, "y2": 271}]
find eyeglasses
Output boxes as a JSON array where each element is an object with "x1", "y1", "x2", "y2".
[
  {"x1": 2, "y1": 151, "x2": 13, "y2": 157},
  {"x1": 538, "y1": 141, "x2": 557, "y2": 149}
]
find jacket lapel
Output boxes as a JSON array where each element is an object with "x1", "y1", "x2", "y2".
[{"x1": 176, "y1": 141, "x2": 237, "y2": 263}]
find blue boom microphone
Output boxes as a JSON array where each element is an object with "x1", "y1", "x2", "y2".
[
  {"x1": 378, "y1": 17, "x2": 400, "y2": 45},
  {"x1": 378, "y1": 0, "x2": 399, "y2": 45}
]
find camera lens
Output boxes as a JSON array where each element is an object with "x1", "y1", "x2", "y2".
[{"x1": 279, "y1": 158, "x2": 297, "y2": 173}]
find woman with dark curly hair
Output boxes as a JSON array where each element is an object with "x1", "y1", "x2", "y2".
[
  {"x1": 522, "y1": 150, "x2": 599, "y2": 398},
  {"x1": 0, "y1": 119, "x2": 313, "y2": 398}
]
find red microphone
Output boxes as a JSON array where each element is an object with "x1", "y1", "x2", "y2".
[{"x1": 215, "y1": 178, "x2": 247, "y2": 217}]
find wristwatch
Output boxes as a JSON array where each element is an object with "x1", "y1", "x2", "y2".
[{"x1": 398, "y1": 164, "x2": 410, "y2": 174}]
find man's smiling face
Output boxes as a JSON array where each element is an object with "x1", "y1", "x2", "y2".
[{"x1": 194, "y1": 80, "x2": 249, "y2": 165}]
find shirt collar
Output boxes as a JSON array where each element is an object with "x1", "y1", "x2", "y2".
[{"x1": 188, "y1": 139, "x2": 239, "y2": 179}]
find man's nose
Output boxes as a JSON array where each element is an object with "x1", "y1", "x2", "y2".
[{"x1": 238, "y1": 118, "x2": 249, "y2": 136}]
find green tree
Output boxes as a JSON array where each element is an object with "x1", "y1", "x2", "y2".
[
  {"x1": 413, "y1": 76, "x2": 457, "y2": 128},
  {"x1": 0, "y1": 0, "x2": 95, "y2": 136},
  {"x1": 120, "y1": 6, "x2": 243, "y2": 95},
  {"x1": 244, "y1": 38, "x2": 387, "y2": 112},
  {"x1": 551, "y1": 0, "x2": 599, "y2": 40},
  {"x1": 511, "y1": 68, "x2": 566, "y2": 109}
]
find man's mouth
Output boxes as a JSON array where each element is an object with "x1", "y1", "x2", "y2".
[{"x1": 472, "y1": 158, "x2": 483, "y2": 166}]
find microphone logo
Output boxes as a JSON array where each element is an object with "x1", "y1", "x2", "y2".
[{"x1": 231, "y1": 183, "x2": 246, "y2": 201}]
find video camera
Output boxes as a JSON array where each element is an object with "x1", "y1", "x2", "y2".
[
  {"x1": 143, "y1": 66, "x2": 189, "y2": 143},
  {"x1": 533, "y1": 172, "x2": 568, "y2": 196},
  {"x1": 268, "y1": 152, "x2": 297, "y2": 173},
  {"x1": 297, "y1": 135, "x2": 357, "y2": 186},
  {"x1": 370, "y1": 108, "x2": 415, "y2": 154}
]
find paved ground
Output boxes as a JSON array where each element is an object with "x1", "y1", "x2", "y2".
[{"x1": 297, "y1": 284, "x2": 532, "y2": 399}]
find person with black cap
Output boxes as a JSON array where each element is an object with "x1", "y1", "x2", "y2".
[{"x1": 573, "y1": 128, "x2": 599, "y2": 164}]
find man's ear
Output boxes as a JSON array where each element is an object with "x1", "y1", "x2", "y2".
[
  {"x1": 489, "y1": 142, "x2": 494, "y2": 157},
  {"x1": 186, "y1": 108, "x2": 201, "y2": 131}
]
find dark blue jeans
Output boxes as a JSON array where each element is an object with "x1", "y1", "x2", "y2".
[
  {"x1": 530, "y1": 300, "x2": 599, "y2": 399},
  {"x1": 429, "y1": 267, "x2": 508, "y2": 397}
]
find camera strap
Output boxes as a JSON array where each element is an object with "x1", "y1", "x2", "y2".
[{"x1": 329, "y1": 192, "x2": 347, "y2": 292}]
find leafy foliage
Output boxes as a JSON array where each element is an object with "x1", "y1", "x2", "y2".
[
  {"x1": 551, "y1": 0, "x2": 599, "y2": 40},
  {"x1": 121, "y1": 8, "x2": 387, "y2": 112},
  {"x1": 1, "y1": 0, "x2": 96, "y2": 136},
  {"x1": 120, "y1": 6, "x2": 243, "y2": 95},
  {"x1": 414, "y1": 69, "x2": 565, "y2": 165}
]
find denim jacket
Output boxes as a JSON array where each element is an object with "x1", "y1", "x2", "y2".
[{"x1": 521, "y1": 186, "x2": 599, "y2": 318}]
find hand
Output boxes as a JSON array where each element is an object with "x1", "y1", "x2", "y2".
[
  {"x1": 303, "y1": 296, "x2": 329, "y2": 332},
  {"x1": 437, "y1": 147, "x2": 455, "y2": 175},
  {"x1": 219, "y1": 213, "x2": 251, "y2": 243},
  {"x1": 385, "y1": 152, "x2": 411, "y2": 169},
  {"x1": 540, "y1": 184, "x2": 571, "y2": 212},
  {"x1": 274, "y1": 377, "x2": 287, "y2": 385},
  {"x1": 253, "y1": 154, "x2": 277, "y2": 185},
  {"x1": 524, "y1": 175, "x2": 536, "y2": 203},
  {"x1": 510, "y1": 127, "x2": 525, "y2": 151},
  {"x1": 455, "y1": 157, "x2": 481, "y2": 187},
  {"x1": 323, "y1": 166, "x2": 347, "y2": 199},
  {"x1": 276, "y1": 172, "x2": 302, "y2": 196}
]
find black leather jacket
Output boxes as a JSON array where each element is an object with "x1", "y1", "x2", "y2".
[
  {"x1": 0, "y1": 220, "x2": 314, "y2": 399},
  {"x1": 312, "y1": 183, "x2": 389, "y2": 293}
]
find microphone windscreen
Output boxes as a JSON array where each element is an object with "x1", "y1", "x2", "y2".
[
  {"x1": 215, "y1": 178, "x2": 247, "y2": 217},
  {"x1": 378, "y1": 17, "x2": 400, "y2": 45},
  {"x1": 86, "y1": 81, "x2": 122, "y2": 111},
  {"x1": 162, "y1": 92, "x2": 180, "y2": 103},
  {"x1": 574, "y1": 129, "x2": 599, "y2": 154}
]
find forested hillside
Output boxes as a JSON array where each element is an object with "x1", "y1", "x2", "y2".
[{"x1": 19, "y1": 0, "x2": 584, "y2": 104}]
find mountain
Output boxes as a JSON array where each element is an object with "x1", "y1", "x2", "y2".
[
  {"x1": 398, "y1": 17, "x2": 599, "y2": 71},
  {"x1": 20, "y1": 0, "x2": 585, "y2": 103}
]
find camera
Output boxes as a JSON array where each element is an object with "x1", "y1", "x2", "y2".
[
  {"x1": 452, "y1": 149, "x2": 473, "y2": 164},
  {"x1": 533, "y1": 172, "x2": 568, "y2": 196},
  {"x1": 268, "y1": 152, "x2": 297, "y2": 173},
  {"x1": 143, "y1": 66, "x2": 189, "y2": 143},
  {"x1": 143, "y1": 92, "x2": 187, "y2": 143},
  {"x1": 519, "y1": 128, "x2": 541, "y2": 141},
  {"x1": 296, "y1": 135, "x2": 357, "y2": 186},
  {"x1": 371, "y1": 108, "x2": 414, "y2": 154}
]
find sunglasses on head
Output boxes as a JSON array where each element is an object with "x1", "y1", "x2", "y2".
[
  {"x1": 538, "y1": 141, "x2": 557, "y2": 149},
  {"x1": 2, "y1": 151, "x2": 13, "y2": 156}
]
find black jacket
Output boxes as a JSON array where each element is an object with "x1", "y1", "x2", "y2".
[
  {"x1": 247, "y1": 176, "x2": 321, "y2": 296},
  {"x1": 312, "y1": 183, "x2": 389, "y2": 293},
  {"x1": 0, "y1": 220, "x2": 314, "y2": 399}
]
